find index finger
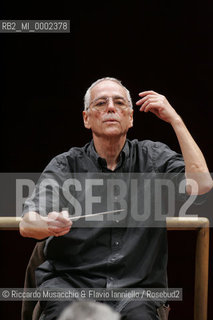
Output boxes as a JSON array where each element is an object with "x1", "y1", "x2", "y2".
[
  {"x1": 56, "y1": 213, "x2": 72, "y2": 225},
  {"x1": 138, "y1": 90, "x2": 157, "y2": 97},
  {"x1": 48, "y1": 211, "x2": 72, "y2": 225}
]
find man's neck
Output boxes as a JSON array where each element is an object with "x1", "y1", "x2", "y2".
[{"x1": 93, "y1": 135, "x2": 126, "y2": 171}]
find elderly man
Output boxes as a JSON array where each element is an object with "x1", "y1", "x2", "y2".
[{"x1": 20, "y1": 77, "x2": 212, "y2": 320}]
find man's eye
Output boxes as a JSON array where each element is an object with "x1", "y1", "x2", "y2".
[
  {"x1": 115, "y1": 100, "x2": 126, "y2": 106},
  {"x1": 95, "y1": 101, "x2": 105, "y2": 107}
]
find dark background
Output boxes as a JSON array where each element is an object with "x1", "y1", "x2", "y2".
[{"x1": 0, "y1": 0, "x2": 212, "y2": 319}]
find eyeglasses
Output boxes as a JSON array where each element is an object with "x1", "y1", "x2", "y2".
[{"x1": 87, "y1": 96, "x2": 131, "y2": 111}]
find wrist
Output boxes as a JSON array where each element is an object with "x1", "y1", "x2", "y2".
[{"x1": 170, "y1": 115, "x2": 183, "y2": 128}]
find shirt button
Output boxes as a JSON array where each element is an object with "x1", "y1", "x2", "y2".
[
  {"x1": 114, "y1": 241, "x2": 119, "y2": 246},
  {"x1": 115, "y1": 220, "x2": 119, "y2": 223}
]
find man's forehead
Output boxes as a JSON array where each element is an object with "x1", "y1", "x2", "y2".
[{"x1": 90, "y1": 80, "x2": 127, "y2": 99}]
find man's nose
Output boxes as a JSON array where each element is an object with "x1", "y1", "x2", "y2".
[{"x1": 106, "y1": 97, "x2": 116, "y2": 111}]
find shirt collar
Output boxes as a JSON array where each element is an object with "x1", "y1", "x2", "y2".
[{"x1": 87, "y1": 139, "x2": 130, "y2": 167}]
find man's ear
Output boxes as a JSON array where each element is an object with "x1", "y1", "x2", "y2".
[
  {"x1": 129, "y1": 109, "x2": 134, "y2": 128},
  {"x1": 83, "y1": 110, "x2": 91, "y2": 129}
]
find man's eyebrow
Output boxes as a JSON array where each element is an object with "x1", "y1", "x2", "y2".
[{"x1": 95, "y1": 95, "x2": 126, "y2": 100}]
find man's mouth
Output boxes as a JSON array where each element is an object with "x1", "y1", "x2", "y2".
[{"x1": 103, "y1": 119, "x2": 119, "y2": 123}]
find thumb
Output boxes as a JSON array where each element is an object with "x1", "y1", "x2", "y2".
[{"x1": 60, "y1": 210, "x2": 69, "y2": 219}]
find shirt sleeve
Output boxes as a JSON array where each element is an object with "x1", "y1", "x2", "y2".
[
  {"x1": 151, "y1": 141, "x2": 185, "y2": 173},
  {"x1": 22, "y1": 156, "x2": 69, "y2": 217},
  {"x1": 150, "y1": 141, "x2": 210, "y2": 207}
]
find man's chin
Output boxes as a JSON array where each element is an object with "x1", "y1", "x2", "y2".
[{"x1": 103, "y1": 128, "x2": 123, "y2": 136}]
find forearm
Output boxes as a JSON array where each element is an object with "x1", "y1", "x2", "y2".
[
  {"x1": 136, "y1": 90, "x2": 212, "y2": 194},
  {"x1": 19, "y1": 212, "x2": 51, "y2": 240},
  {"x1": 171, "y1": 117, "x2": 213, "y2": 194}
]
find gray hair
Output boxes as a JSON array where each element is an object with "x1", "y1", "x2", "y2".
[
  {"x1": 84, "y1": 77, "x2": 133, "y2": 111},
  {"x1": 58, "y1": 301, "x2": 121, "y2": 320}
]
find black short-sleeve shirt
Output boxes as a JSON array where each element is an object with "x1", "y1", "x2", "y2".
[{"x1": 24, "y1": 139, "x2": 186, "y2": 290}]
